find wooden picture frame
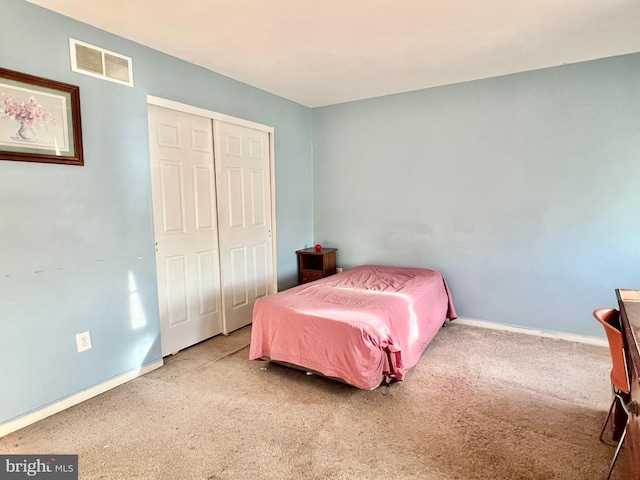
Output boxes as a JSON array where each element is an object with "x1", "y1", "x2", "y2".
[{"x1": 0, "y1": 68, "x2": 83, "y2": 166}]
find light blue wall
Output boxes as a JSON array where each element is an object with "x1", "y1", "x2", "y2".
[
  {"x1": 313, "y1": 54, "x2": 640, "y2": 337},
  {"x1": 0, "y1": 0, "x2": 313, "y2": 425}
]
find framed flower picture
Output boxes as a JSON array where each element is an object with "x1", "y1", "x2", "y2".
[{"x1": 0, "y1": 68, "x2": 83, "y2": 166}]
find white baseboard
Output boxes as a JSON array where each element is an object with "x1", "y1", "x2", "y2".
[
  {"x1": 0, "y1": 359, "x2": 163, "y2": 438},
  {"x1": 453, "y1": 317, "x2": 608, "y2": 347}
]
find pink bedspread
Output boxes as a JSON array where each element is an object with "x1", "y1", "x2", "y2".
[{"x1": 249, "y1": 265, "x2": 456, "y2": 389}]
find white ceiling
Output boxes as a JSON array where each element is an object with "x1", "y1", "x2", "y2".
[{"x1": 28, "y1": 0, "x2": 640, "y2": 107}]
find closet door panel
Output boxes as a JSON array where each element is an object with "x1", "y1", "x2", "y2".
[
  {"x1": 148, "y1": 105, "x2": 223, "y2": 356},
  {"x1": 214, "y1": 120, "x2": 274, "y2": 334}
]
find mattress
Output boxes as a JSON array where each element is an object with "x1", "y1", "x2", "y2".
[{"x1": 249, "y1": 264, "x2": 456, "y2": 389}]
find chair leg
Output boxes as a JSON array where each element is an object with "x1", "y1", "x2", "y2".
[
  {"x1": 600, "y1": 397, "x2": 617, "y2": 446},
  {"x1": 606, "y1": 426, "x2": 627, "y2": 480}
]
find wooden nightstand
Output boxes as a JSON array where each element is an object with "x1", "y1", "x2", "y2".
[{"x1": 296, "y1": 247, "x2": 337, "y2": 284}]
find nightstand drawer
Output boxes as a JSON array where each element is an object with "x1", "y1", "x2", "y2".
[{"x1": 301, "y1": 269, "x2": 326, "y2": 283}]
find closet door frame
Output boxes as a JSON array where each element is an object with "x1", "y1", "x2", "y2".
[{"x1": 146, "y1": 95, "x2": 278, "y2": 330}]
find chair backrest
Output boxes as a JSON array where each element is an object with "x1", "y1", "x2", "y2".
[{"x1": 593, "y1": 308, "x2": 631, "y2": 394}]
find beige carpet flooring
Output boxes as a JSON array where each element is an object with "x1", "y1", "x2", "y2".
[{"x1": 0, "y1": 322, "x2": 623, "y2": 479}]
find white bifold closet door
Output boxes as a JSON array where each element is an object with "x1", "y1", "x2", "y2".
[
  {"x1": 214, "y1": 121, "x2": 273, "y2": 334},
  {"x1": 148, "y1": 105, "x2": 273, "y2": 356}
]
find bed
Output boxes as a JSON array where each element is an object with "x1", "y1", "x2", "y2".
[{"x1": 249, "y1": 264, "x2": 457, "y2": 389}]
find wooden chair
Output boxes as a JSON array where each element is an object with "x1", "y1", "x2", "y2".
[{"x1": 593, "y1": 308, "x2": 631, "y2": 480}]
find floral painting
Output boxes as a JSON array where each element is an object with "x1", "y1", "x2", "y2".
[
  {"x1": 0, "y1": 68, "x2": 83, "y2": 166},
  {"x1": 1, "y1": 85, "x2": 69, "y2": 151}
]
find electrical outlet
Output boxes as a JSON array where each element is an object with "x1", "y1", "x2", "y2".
[{"x1": 76, "y1": 331, "x2": 92, "y2": 352}]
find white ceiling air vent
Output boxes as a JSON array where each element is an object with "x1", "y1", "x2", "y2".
[{"x1": 69, "y1": 38, "x2": 133, "y2": 87}]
